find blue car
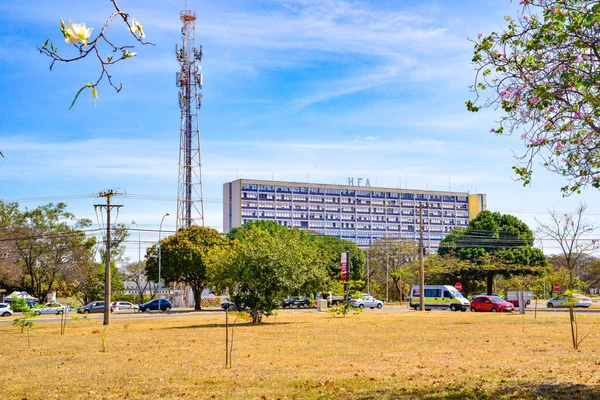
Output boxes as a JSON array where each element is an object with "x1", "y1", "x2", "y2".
[{"x1": 140, "y1": 298, "x2": 172, "y2": 312}]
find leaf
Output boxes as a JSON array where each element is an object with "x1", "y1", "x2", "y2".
[{"x1": 68, "y1": 85, "x2": 89, "y2": 110}]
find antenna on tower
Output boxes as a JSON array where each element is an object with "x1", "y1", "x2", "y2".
[{"x1": 176, "y1": 3, "x2": 205, "y2": 229}]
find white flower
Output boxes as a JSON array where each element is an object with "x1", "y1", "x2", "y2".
[
  {"x1": 64, "y1": 21, "x2": 93, "y2": 45},
  {"x1": 122, "y1": 50, "x2": 136, "y2": 59},
  {"x1": 129, "y1": 17, "x2": 145, "y2": 38}
]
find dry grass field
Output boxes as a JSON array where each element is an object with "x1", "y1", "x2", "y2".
[{"x1": 2, "y1": 310, "x2": 600, "y2": 399}]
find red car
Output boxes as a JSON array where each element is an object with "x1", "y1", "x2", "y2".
[{"x1": 470, "y1": 295, "x2": 514, "y2": 312}]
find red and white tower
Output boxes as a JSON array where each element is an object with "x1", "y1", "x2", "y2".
[{"x1": 176, "y1": 6, "x2": 204, "y2": 229}]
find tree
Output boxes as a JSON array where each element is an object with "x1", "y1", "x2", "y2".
[
  {"x1": 121, "y1": 260, "x2": 149, "y2": 305},
  {"x1": 71, "y1": 261, "x2": 123, "y2": 305},
  {"x1": 467, "y1": 0, "x2": 600, "y2": 194},
  {"x1": 367, "y1": 238, "x2": 419, "y2": 301},
  {"x1": 0, "y1": 202, "x2": 95, "y2": 301},
  {"x1": 146, "y1": 226, "x2": 224, "y2": 311},
  {"x1": 437, "y1": 210, "x2": 547, "y2": 295},
  {"x1": 308, "y1": 233, "x2": 365, "y2": 284},
  {"x1": 536, "y1": 203, "x2": 598, "y2": 290},
  {"x1": 38, "y1": 0, "x2": 151, "y2": 109},
  {"x1": 214, "y1": 224, "x2": 330, "y2": 323}
]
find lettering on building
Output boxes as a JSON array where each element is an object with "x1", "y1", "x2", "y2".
[{"x1": 347, "y1": 177, "x2": 371, "y2": 187}]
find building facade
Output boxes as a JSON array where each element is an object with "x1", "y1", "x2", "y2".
[{"x1": 223, "y1": 179, "x2": 486, "y2": 251}]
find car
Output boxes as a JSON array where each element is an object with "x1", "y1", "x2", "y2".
[
  {"x1": 547, "y1": 294, "x2": 592, "y2": 308},
  {"x1": 4, "y1": 299, "x2": 39, "y2": 312},
  {"x1": 470, "y1": 295, "x2": 514, "y2": 312},
  {"x1": 32, "y1": 302, "x2": 67, "y2": 315},
  {"x1": 220, "y1": 300, "x2": 246, "y2": 311},
  {"x1": 350, "y1": 295, "x2": 383, "y2": 309},
  {"x1": 140, "y1": 298, "x2": 171, "y2": 312},
  {"x1": 78, "y1": 301, "x2": 105, "y2": 314},
  {"x1": 0, "y1": 303, "x2": 13, "y2": 317},
  {"x1": 280, "y1": 296, "x2": 310, "y2": 308},
  {"x1": 110, "y1": 301, "x2": 139, "y2": 313}
]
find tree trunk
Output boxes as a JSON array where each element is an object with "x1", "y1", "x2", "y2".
[
  {"x1": 487, "y1": 271, "x2": 494, "y2": 295},
  {"x1": 193, "y1": 286, "x2": 202, "y2": 311}
]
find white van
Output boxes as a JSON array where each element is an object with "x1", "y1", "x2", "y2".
[{"x1": 409, "y1": 285, "x2": 469, "y2": 311}]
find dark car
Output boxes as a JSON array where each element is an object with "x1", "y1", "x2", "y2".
[
  {"x1": 281, "y1": 296, "x2": 310, "y2": 308},
  {"x1": 78, "y1": 301, "x2": 105, "y2": 314},
  {"x1": 140, "y1": 298, "x2": 172, "y2": 312},
  {"x1": 220, "y1": 300, "x2": 246, "y2": 311}
]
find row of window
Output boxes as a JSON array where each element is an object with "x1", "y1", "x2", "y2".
[
  {"x1": 241, "y1": 201, "x2": 470, "y2": 215},
  {"x1": 242, "y1": 192, "x2": 469, "y2": 206},
  {"x1": 240, "y1": 184, "x2": 469, "y2": 202}
]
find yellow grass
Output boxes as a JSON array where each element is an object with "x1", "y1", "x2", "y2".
[{"x1": 2, "y1": 310, "x2": 600, "y2": 399}]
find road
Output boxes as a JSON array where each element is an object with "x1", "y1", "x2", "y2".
[{"x1": 2, "y1": 304, "x2": 598, "y2": 324}]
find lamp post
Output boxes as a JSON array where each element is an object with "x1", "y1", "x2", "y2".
[
  {"x1": 131, "y1": 220, "x2": 141, "y2": 312},
  {"x1": 158, "y1": 213, "x2": 170, "y2": 312}
]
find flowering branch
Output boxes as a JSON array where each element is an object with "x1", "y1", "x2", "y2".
[
  {"x1": 467, "y1": 0, "x2": 600, "y2": 195},
  {"x1": 37, "y1": 0, "x2": 153, "y2": 109}
]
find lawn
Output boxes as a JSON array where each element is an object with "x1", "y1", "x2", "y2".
[{"x1": 2, "y1": 310, "x2": 600, "y2": 399}]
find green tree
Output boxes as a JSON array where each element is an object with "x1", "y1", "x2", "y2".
[
  {"x1": 214, "y1": 224, "x2": 329, "y2": 323},
  {"x1": 467, "y1": 0, "x2": 600, "y2": 194},
  {"x1": 308, "y1": 233, "x2": 365, "y2": 284},
  {"x1": 146, "y1": 226, "x2": 224, "y2": 311},
  {"x1": 0, "y1": 202, "x2": 95, "y2": 301},
  {"x1": 436, "y1": 210, "x2": 547, "y2": 295},
  {"x1": 72, "y1": 262, "x2": 124, "y2": 305},
  {"x1": 366, "y1": 238, "x2": 419, "y2": 301}
]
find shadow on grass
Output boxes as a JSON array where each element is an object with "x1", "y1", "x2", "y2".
[
  {"x1": 165, "y1": 321, "x2": 295, "y2": 330},
  {"x1": 355, "y1": 382, "x2": 600, "y2": 400}
]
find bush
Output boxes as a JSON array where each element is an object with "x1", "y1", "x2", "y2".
[{"x1": 8, "y1": 296, "x2": 31, "y2": 312}]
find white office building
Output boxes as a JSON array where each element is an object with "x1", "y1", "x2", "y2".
[{"x1": 223, "y1": 179, "x2": 486, "y2": 251}]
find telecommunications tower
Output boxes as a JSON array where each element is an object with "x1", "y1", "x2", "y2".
[{"x1": 175, "y1": 4, "x2": 204, "y2": 229}]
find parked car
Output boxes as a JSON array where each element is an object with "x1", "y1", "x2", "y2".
[
  {"x1": 470, "y1": 295, "x2": 514, "y2": 312},
  {"x1": 78, "y1": 301, "x2": 105, "y2": 314},
  {"x1": 220, "y1": 300, "x2": 246, "y2": 311},
  {"x1": 110, "y1": 301, "x2": 139, "y2": 313},
  {"x1": 0, "y1": 303, "x2": 13, "y2": 317},
  {"x1": 140, "y1": 298, "x2": 172, "y2": 312},
  {"x1": 503, "y1": 296, "x2": 530, "y2": 309},
  {"x1": 32, "y1": 302, "x2": 67, "y2": 315},
  {"x1": 281, "y1": 296, "x2": 311, "y2": 308},
  {"x1": 547, "y1": 294, "x2": 592, "y2": 308},
  {"x1": 350, "y1": 295, "x2": 384, "y2": 309},
  {"x1": 4, "y1": 298, "x2": 39, "y2": 312}
]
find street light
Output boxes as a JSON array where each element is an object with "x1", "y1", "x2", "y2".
[
  {"x1": 158, "y1": 213, "x2": 170, "y2": 312},
  {"x1": 131, "y1": 220, "x2": 141, "y2": 312}
]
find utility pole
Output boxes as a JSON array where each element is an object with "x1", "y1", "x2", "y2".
[
  {"x1": 417, "y1": 202, "x2": 428, "y2": 312},
  {"x1": 94, "y1": 190, "x2": 123, "y2": 326}
]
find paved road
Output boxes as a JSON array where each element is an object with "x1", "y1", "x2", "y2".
[{"x1": 2, "y1": 305, "x2": 598, "y2": 324}]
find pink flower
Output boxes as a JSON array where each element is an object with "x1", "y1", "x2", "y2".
[
  {"x1": 523, "y1": 15, "x2": 531, "y2": 21},
  {"x1": 544, "y1": 121, "x2": 552, "y2": 127},
  {"x1": 552, "y1": 7, "x2": 558, "y2": 13},
  {"x1": 478, "y1": 33, "x2": 483, "y2": 38},
  {"x1": 528, "y1": 97, "x2": 538, "y2": 104},
  {"x1": 520, "y1": 133, "x2": 527, "y2": 139},
  {"x1": 490, "y1": 128, "x2": 496, "y2": 133},
  {"x1": 575, "y1": 112, "x2": 582, "y2": 118}
]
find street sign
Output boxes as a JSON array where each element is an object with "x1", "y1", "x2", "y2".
[
  {"x1": 455, "y1": 282, "x2": 462, "y2": 291},
  {"x1": 553, "y1": 283, "x2": 560, "y2": 292}
]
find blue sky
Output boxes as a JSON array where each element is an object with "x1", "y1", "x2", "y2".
[{"x1": 1, "y1": 0, "x2": 599, "y2": 259}]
